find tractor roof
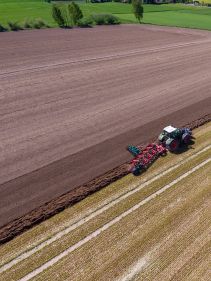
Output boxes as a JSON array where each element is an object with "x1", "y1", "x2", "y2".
[{"x1": 163, "y1": 125, "x2": 177, "y2": 133}]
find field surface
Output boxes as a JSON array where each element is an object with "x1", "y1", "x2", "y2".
[
  {"x1": 0, "y1": 25, "x2": 211, "y2": 232},
  {"x1": 0, "y1": 123, "x2": 210, "y2": 281},
  {"x1": 1, "y1": 1, "x2": 211, "y2": 30}
]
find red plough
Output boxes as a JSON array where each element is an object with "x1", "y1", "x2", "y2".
[{"x1": 127, "y1": 143, "x2": 167, "y2": 176}]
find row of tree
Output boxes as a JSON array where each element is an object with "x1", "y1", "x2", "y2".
[{"x1": 52, "y1": 0, "x2": 144, "y2": 28}]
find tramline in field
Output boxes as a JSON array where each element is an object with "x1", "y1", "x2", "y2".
[{"x1": 127, "y1": 125, "x2": 192, "y2": 175}]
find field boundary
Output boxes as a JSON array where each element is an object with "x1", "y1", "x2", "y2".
[
  {"x1": 18, "y1": 157, "x2": 211, "y2": 281},
  {"x1": 1, "y1": 143, "x2": 210, "y2": 273},
  {"x1": 0, "y1": 115, "x2": 210, "y2": 245}
]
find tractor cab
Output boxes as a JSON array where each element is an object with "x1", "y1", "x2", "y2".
[{"x1": 162, "y1": 126, "x2": 181, "y2": 139}]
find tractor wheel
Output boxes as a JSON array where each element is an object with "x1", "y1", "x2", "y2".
[
  {"x1": 132, "y1": 167, "x2": 141, "y2": 176},
  {"x1": 182, "y1": 133, "x2": 191, "y2": 144},
  {"x1": 166, "y1": 138, "x2": 179, "y2": 152}
]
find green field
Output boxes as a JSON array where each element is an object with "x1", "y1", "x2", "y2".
[{"x1": 0, "y1": 1, "x2": 211, "y2": 30}]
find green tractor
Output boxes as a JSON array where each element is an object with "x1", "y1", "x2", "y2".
[{"x1": 158, "y1": 125, "x2": 192, "y2": 152}]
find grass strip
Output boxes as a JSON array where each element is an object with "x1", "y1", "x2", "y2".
[{"x1": 1, "y1": 3, "x2": 211, "y2": 30}]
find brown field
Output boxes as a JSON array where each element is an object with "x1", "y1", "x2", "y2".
[{"x1": 0, "y1": 25, "x2": 211, "y2": 238}]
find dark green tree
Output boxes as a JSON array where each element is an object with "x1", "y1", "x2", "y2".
[
  {"x1": 68, "y1": 2, "x2": 83, "y2": 26},
  {"x1": 52, "y1": 4, "x2": 65, "y2": 27},
  {"x1": 0, "y1": 24, "x2": 7, "y2": 32},
  {"x1": 132, "y1": 0, "x2": 144, "y2": 23}
]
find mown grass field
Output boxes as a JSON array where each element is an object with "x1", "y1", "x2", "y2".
[
  {"x1": 1, "y1": 0, "x2": 211, "y2": 30},
  {"x1": 0, "y1": 122, "x2": 210, "y2": 281}
]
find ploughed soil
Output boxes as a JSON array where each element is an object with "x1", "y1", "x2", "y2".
[{"x1": 0, "y1": 25, "x2": 211, "y2": 243}]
